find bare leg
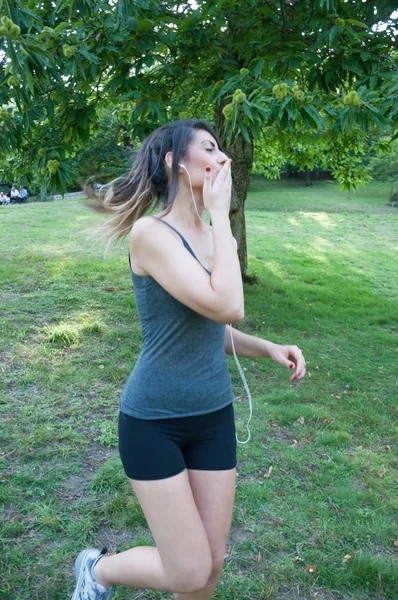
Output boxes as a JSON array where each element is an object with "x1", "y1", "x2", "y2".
[
  {"x1": 172, "y1": 468, "x2": 236, "y2": 600},
  {"x1": 93, "y1": 470, "x2": 213, "y2": 594},
  {"x1": 95, "y1": 546, "x2": 179, "y2": 591},
  {"x1": 174, "y1": 568, "x2": 222, "y2": 600}
]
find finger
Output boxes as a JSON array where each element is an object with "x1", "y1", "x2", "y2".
[
  {"x1": 214, "y1": 159, "x2": 231, "y2": 187},
  {"x1": 287, "y1": 346, "x2": 305, "y2": 380},
  {"x1": 282, "y1": 356, "x2": 296, "y2": 370},
  {"x1": 288, "y1": 346, "x2": 305, "y2": 364},
  {"x1": 202, "y1": 166, "x2": 212, "y2": 194},
  {"x1": 290, "y1": 363, "x2": 306, "y2": 381}
]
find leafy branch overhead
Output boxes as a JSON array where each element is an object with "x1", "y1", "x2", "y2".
[{"x1": 0, "y1": 0, "x2": 397, "y2": 195}]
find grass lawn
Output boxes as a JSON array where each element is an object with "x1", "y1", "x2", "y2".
[{"x1": 1, "y1": 178, "x2": 397, "y2": 599}]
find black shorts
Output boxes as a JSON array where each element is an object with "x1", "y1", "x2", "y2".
[{"x1": 118, "y1": 403, "x2": 236, "y2": 481}]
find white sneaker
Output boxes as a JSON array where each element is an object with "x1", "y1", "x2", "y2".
[{"x1": 71, "y1": 547, "x2": 113, "y2": 600}]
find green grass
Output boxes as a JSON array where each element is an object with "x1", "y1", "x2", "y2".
[{"x1": 1, "y1": 178, "x2": 397, "y2": 600}]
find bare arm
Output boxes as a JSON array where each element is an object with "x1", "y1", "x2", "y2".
[
  {"x1": 131, "y1": 215, "x2": 244, "y2": 324},
  {"x1": 208, "y1": 212, "x2": 244, "y2": 319},
  {"x1": 132, "y1": 159, "x2": 243, "y2": 323},
  {"x1": 225, "y1": 325, "x2": 306, "y2": 381},
  {"x1": 225, "y1": 325, "x2": 271, "y2": 358}
]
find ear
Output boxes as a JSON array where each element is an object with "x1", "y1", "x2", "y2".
[{"x1": 165, "y1": 151, "x2": 174, "y2": 171}]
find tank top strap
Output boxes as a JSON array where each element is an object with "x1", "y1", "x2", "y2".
[
  {"x1": 150, "y1": 216, "x2": 191, "y2": 249},
  {"x1": 150, "y1": 216, "x2": 211, "y2": 274}
]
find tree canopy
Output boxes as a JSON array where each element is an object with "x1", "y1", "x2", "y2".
[{"x1": 1, "y1": 0, "x2": 397, "y2": 273}]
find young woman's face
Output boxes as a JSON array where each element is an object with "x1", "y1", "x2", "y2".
[{"x1": 181, "y1": 129, "x2": 229, "y2": 189}]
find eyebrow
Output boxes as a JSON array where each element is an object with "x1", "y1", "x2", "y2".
[{"x1": 200, "y1": 140, "x2": 216, "y2": 147}]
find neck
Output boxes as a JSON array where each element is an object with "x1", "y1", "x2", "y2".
[{"x1": 163, "y1": 187, "x2": 207, "y2": 231}]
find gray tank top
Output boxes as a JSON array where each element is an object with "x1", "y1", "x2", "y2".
[{"x1": 119, "y1": 216, "x2": 234, "y2": 419}]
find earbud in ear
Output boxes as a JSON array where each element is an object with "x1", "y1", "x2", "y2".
[{"x1": 178, "y1": 163, "x2": 186, "y2": 169}]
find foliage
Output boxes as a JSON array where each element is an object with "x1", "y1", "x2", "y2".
[
  {"x1": 0, "y1": 0, "x2": 398, "y2": 193},
  {"x1": 253, "y1": 122, "x2": 374, "y2": 190},
  {"x1": 67, "y1": 106, "x2": 137, "y2": 187},
  {"x1": 366, "y1": 139, "x2": 398, "y2": 181}
]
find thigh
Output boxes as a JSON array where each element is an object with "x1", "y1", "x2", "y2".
[
  {"x1": 187, "y1": 467, "x2": 236, "y2": 570},
  {"x1": 131, "y1": 469, "x2": 212, "y2": 576},
  {"x1": 119, "y1": 412, "x2": 212, "y2": 577},
  {"x1": 182, "y1": 405, "x2": 237, "y2": 568}
]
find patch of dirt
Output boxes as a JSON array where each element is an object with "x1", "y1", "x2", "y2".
[
  {"x1": 236, "y1": 472, "x2": 261, "y2": 483},
  {"x1": 93, "y1": 525, "x2": 152, "y2": 552},
  {"x1": 229, "y1": 525, "x2": 256, "y2": 542},
  {"x1": 3, "y1": 505, "x2": 30, "y2": 522},
  {"x1": 311, "y1": 588, "x2": 353, "y2": 600},
  {"x1": 276, "y1": 586, "x2": 353, "y2": 600},
  {"x1": 306, "y1": 463, "x2": 321, "y2": 472},
  {"x1": 367, "y1": 542, "x2": 398, "y2": 559},
  {"x1": 267, "y1": 428, "x2": 297, "y2": 443},
  {"x1": 84, "y1": 442, "x2": 116, "y2": 472},
  {"x1": 59, "y1": 473, "x2": 88, "y2": 500},
  {"x1": 57, "y1": 443, "x2": 117, "y2": 501},
  {"x1": 0, "y1": 350, "x2": 14, "y2": 367}
]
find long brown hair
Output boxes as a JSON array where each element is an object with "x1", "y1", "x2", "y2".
[{"x1": 87, "y1": 119, "x2": 225, "y2": 245}]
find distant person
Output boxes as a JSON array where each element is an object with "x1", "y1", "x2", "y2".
[
  {"x1": 0, "y1": 192, "x2": 10, "y2": 205},
  {"x1": 10, "y1": 187, "x2": 19, "y2": 204},
  {"x1": 19, "y1": 187, "x2": 28, "y2": 203}
]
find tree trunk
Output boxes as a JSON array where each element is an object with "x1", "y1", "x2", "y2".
[
  {"x1": 40, "y1": 185, "x2": 47, "y2": 201},
  {"x1": 214, "y1": 101, "x2": 254, "y2": 281}
]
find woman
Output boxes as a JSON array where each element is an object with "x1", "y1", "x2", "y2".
[{"x1": 72, "y1": 119, "x2": 305, "y2": 600}]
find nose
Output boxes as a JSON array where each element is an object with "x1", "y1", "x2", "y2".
[{"x1": 218, "y1": 151, "x2": 229, "y2": 165}]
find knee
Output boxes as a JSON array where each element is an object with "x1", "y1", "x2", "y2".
[
  {"x1": 168, "y1": 556, "x2": 213, "y2": 594},
  {"x1": 173, "y1": 557, "x2": 224, "y2": 594}
]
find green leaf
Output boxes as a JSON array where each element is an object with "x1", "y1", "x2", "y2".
[
  {"x1": 239, "y1": 121, "x2": 251, "y2": 144},
  {"x1": 250, "y1": 119, "x2": 262, "y2": 140},
  {"x1": 253, "y1": 59, "x2": 264, "y2": 77},
  {"x1": 242, "y1": 102, "x2": 254, "y2": 122},
  {"x1": 137, "y1": 19, "x2": 153, "y2": 32},
  {"x1": 369, "y1": 76, "x2": 378, "y2": 89},
  {"x1": 79, "y1": 49, "x2": 100, "y2": 64},
  {"x1": 54, "y1": 21, "x2": 70, "y2": 35},
  {"x1": 278, "y1": 96, "x2": 291, "y2": 118},
  {"x1": 251, "y1": 103, "x2": 270, "y2": 120},
  {"x1": 342, "y1": 58, "x2": 364, "y2": 77},
  {"x1": 24, "y1": 66, "x2": 34, "y2": 95},
  {"x1": 329, "y1": 26, "x2": 339, "y2": 47},
  {"x1": 324, "y1": 69, "x2": 335, "y2": 87},
  {"x1": 345, "y1": 19, "x2": 370, "y2": 30},
  {"x1": 360, "y1": 51, "x2": 371, "y2": 61},
  {"x1": 119, "y1": 91, "x2": 137, "y2": 101}
]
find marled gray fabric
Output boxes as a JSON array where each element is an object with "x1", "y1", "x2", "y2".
[{"x1": 120, "y1": 217, "x2": 234, "y2": 419}]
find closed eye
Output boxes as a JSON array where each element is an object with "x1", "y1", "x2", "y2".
[{"x1": 206, "y1": 148, "x2": 214, "y2": 152}]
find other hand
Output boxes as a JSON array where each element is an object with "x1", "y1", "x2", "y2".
[{"x1": 267, "y1": 342, "x2": 306, "y2": 382}]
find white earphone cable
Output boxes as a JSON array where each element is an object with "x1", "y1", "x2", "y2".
[
  {"x1": 229, "y1": 324, "x2": 252, "y2": 444},
  {"x1": 179, "y1": 163, "x2": 204, "y2": 223},
  {"x1": 179, "y1": 162, "x2": 252, "y2": 444}
]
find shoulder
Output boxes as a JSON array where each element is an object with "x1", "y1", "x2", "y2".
[
  {"x1": 130, "y1": 215, "x2": 181, "y2": 253},
  {"x1": 130, "y1": 217, "x2": 164, "y2": 276},
  {"x1": 130, "y1": 215, "x2": 157, "y2": 239}
]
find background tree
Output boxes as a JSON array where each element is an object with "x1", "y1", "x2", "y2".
[
  {"x1": 1, "y1": 0, "x2": 397, "y2": 276},
  {"x1": 68, "y1": 106, "x2": 137, "y2": 187}
]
